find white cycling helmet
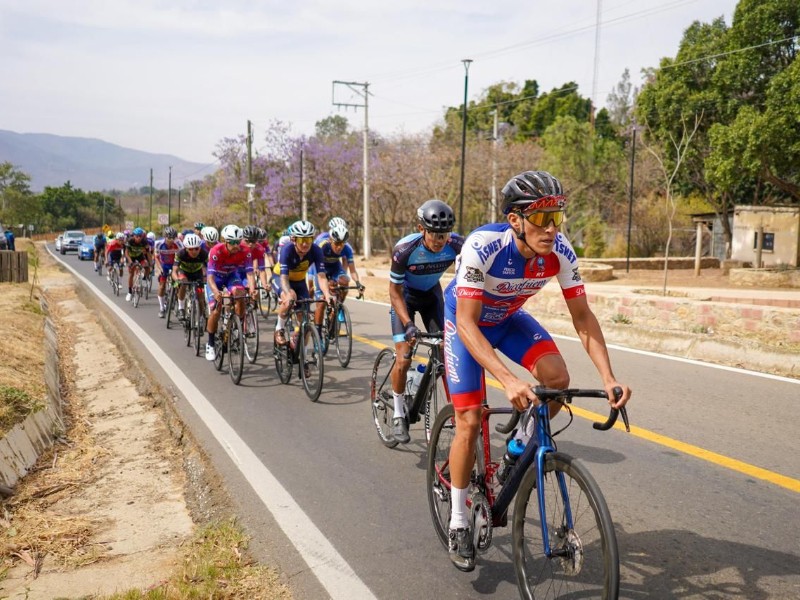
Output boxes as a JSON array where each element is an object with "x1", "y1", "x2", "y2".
[
  {"x1": 221, "y1": 224, "x2": 243, "y2": 242},
  {"x1": 330, "y1": 223, "x2": 349, "y2": 242},
  {"x1": 201, "y1": 226, "x2": 219, "y2": 243},
  {"x1": 183, "y1": 233, "x2": 202, "y2": 249},
  {"x1": 288, "y1": 220, "x2": 316, "y2": 237},
  {"x1": 115, "y1": 232, "x2": 125, "y2": 240},
  {"x1": 146, "y1": 231, "x2": 156, "y2": 241},
  {"x1": 328, "y1": 217, "x2": 347, "y2": 230}
]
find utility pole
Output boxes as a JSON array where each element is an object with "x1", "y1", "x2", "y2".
[
  {"x1": 177, "y1": 188, "x2": 181, "y2": 225},
  {"x1": 299, "y1": 149, "x2": 305, "y2": 219},
  {"x1": 168, "y1": 165, "x2": 172, "y2": 226},
  {"x1": 332, "y1": 80, "x2": 371, "y2": 258},
  {"x1": 247, "y1": 119, "x2": 254, "y2": 224},
  {"x1": 490, "y1": 108, "x2": 499, "y2": 223},
  {"x1": 149, "y1": 168, "x2": 153, "y2": 231},
  {"x1": 590, "y1": 0, "x2": 602, "y2": 130},
  {"x1": 459, "y1": 59, "x2": 473, "y2": 235}
]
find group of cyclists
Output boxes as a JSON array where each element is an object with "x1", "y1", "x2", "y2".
[{"x1": 86, "y1": 168, "x2": 632, "y2": 577}]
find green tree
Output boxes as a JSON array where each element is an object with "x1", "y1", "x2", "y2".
[
  {"x1": 315, "y1": 115, "x2": 350, "y2": 139},
  {"x1": 0, "y1": 162, "x2": 32, "y2": 214}
]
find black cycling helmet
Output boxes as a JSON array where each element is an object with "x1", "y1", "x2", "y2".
[
  {"x1": 501, "y1": 171, "x2": 565, "y2": 215},
  {"x1": 193, "y1": 221, "x2": 205, "y2": 230},
  {"x1": 417, "y1": 199, "x2": 455, "y2": 233},
  {"x1": 242, "y1": 225, "x2": 259, "y2": 242},
  {"x1": 163, "y1": 226, "x2": 177, "y2": 239},
  {"x1": 256, "y1": 227, "x2": 268, "y2": 241}
]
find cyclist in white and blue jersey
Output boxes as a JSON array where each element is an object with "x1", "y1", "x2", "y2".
[
  {"x1": 388, "y1": 199, "x2": 464, "y2": 443},
  {"x1": 440, "y1": 170, "x2": 632, "y2": 572}
]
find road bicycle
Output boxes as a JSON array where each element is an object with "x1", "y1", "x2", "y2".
[
  {"x1": 370, "y1": 331, "x2": 447, "y2": 448},
  {"x1": 179, "y1": 281, "x2": 205, "y2": 354},
  {"x1": 165, "y1": 278, "x2": 183, "y2": 329},
  {"x1": 108, "y1": 260, "x2": 123, "y2": 296},
  {"x1": 427, "y1": 386, "x2": 629, "y2": 600},
  {"x1": 242, "y1": 295, "x2": 260, "y2": 364},
  {"x1": 143, "y1": 264, "x2": 155, "y2": 300},
  {"x1": 212, "y1": 293, "x2": 245, "y2": 385},
  {"x1": 130, "y1": 263, "x2": 145, "y2": 308},
  {"x1": 272, "y1": 297, "x2": 325, "y2": 402},
  {"x1": 94, "y1": 252, "x2": 104, "y2": 276},
  {"x1": 319, "y1": 283, "x2": 363, "y2": 367}
]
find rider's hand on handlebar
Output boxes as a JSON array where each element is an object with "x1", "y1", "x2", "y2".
[
  {"x1": 504, "y1": 376, "x2": 536, "y2": 412},
  {"x1": 604, "y1": 381, "x2": 631, "y2": 410},
  {"x1": 403, "y1": 321, "x2": 419, "y2": 343}
]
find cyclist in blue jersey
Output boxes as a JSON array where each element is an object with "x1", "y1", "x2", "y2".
[
  {"x1": 309, "y1": 218, "x2": 365, "y2": 333},
  {"x1": 388, "y1": 200, "x2": 463, "y2": 443},
  {"x1": 440, "y1": 171, "x2": 632, "y2": 571},
  {"x1": 93, "y1": 231, "x2": 107, "y2": 272}
]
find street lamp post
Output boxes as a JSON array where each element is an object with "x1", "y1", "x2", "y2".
[{"x1": 458, "y1": 59, "x2": 473, "y2": 235}]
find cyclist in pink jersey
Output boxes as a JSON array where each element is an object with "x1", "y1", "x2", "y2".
[{"x1": 441, "y1": 171, "x2": 632, "y2": 572}]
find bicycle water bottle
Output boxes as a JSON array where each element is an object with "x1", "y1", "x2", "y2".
[
  {"x1": 496, "y1": 415, "x2": 535, "y2": 484},
  {"x1": 406, "y1": 363, "x2": 425, "y2": 398}
]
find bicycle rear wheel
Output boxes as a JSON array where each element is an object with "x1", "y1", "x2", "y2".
[
  {"x1": 132, "y1": 273, "x2": 142, "y2": 308},
  {"x1": 112, "y1": 268, "x2": 120, "y2": 296},
  {"x1": 213, "y1": 325, "x2": 225, "y2": 371},
  {"x1": 334, "y1": 304, "x2": 353, "y2": 368},
  {"x1": 426, "y1": 403, "x2": 458, "y2": 548},
  {"x1": 228, "y1": 314, "x2": 244, "y2": 385},
  {"x1": 165, "y1": 286, "x2": 177, "y2": 328},
  {"x1": 370, "y1": 348, "x2": 398, "y2": 448},
  {"x1": 320, "y1": 306, "x2": 332, "y2": 356},
  {"x1": 513, "y1": 453, "x2": 619, "y2": 600},
  {"x1": 184, "y1": 292, "x2": 194, "y2": 347},
  {"x1": 243, "y1": 306, "x2": 259, "y2": 364},
  {"x1": 190, "y1": 295, "x2": 203, "y2": 356},
  {"x1": 299, "y1": 323, "x2": 324, "y2": 402}
]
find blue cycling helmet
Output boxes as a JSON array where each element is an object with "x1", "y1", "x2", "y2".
[{"x1": 132, "y1": 227, "x2": 145, "y2": 236}]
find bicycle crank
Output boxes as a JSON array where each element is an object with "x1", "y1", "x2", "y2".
[{"x1": 470, "y1": 491, "x2": 493, "y2": 554}]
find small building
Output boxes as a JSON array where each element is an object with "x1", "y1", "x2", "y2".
[
  {"x1": 690, "y1": 211, "x2": 732, "y2": 263},
  {"x1": 731, "y1": 205, "x2": 800, "y2": 268}
]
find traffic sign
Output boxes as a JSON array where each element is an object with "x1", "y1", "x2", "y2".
[
  {"x1": 125, "y1": 220, "x2": 134, "y2": 230},
  {"x1": 158, "y1": 213, "x2": 169, "y2": 225}
]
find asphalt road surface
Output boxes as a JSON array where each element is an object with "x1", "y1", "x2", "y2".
[{"x1": 53, "y1": 248, "x2": 800, "y2": 600}]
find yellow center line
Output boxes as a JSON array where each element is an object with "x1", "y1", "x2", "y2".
[{"x1": 353, "y1": 333, "x2": 800, "y2": 494}]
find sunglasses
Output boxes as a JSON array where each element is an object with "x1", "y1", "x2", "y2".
[
  {"x1": 294, "y1": 236, "x2": 313, "y2": 244},
  {"x1": 226, "y1": 240, "x2": 242, "y2": 247},
  {"x1": 424, "y1": 230, "x2": 450, "y2": 241},
  {"x1": 522, "y1": 210, "x2": 565, "y2": 228}
]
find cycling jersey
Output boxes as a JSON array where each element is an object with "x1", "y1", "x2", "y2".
[
  {"x1": 273, "y1": 242, "x2": 325, "y2": 283},
  {"x1": 313, "y1": 232, "x2": 354, "y2": 278},
  {"x1": 125, "y1": 238, "x2": 150, "y2": 261},
  {"x1": 207, "y1": 242, "x2": 253, "y2": 278},
  {"x1": 93, "y1": 234, "x2": 107, "y2": 250},
  {"x1": 174, "y1": 247, "x2": 208, "y2": 274},
  {"x1": 154, "y1": 239, "x2": 183, "y2": 276},
  {"x1": 443, "y1": 224, "x2": 584, "y2": 410},
  {"x1": 390, "y1": 232, "x2": 464, "y2": 293},
  {"x1": 243, "y1": 241, "x2": 267, "y2": 271}
]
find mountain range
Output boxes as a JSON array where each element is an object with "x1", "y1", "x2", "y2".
[{"x1": 0, "y1": 130, "x2": 212, "y2": 192}]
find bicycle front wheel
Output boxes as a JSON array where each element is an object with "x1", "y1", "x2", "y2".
[
  {"x1": 423, "y1": 365, "x2": 447, "y2": 444},
  {"x1": 243, "y1": 306, "x2": 259, "y2": 364},
  {"x1": 228, "y1": 314, "x2": 244, "y2": 385},
  {"x1": 370, "y1": 348, "x2": 398, "y2": 448},
  {"x1": 132, "y1": 274, "x2": 142, "y2": 308},
  {"x1": 513, "y1": 452, "x2": 619, "y2": 600},
  {"x1": 334, "y1": 304, "x2": 353, "y2": 368},
  {"x1": 299, "y1": 323, "x2": 324, "y2": 402}
]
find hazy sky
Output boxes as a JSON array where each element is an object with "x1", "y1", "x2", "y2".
[{"x1": 1, "y1": 0, "x2": 739, "y2": 177}]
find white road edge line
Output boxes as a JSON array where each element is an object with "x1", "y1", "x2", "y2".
[
  {"x1": 49, "y1": 248, "x2": 377, "y2": 600},
  {"x1": 359, "y1": 299, "x2": 800, "y2": 385}
]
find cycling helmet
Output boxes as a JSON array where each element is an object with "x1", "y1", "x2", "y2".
[
  {"x1": 288, "y1": 220, "x2": 316, "y2": 237},
  {"x1": 501, "y1": 171, "x2": 565, "y2": 215},
  {"x1": 163, "y1": 226, "x2": 177, "y2": 239},
  {"x1": 417, "y1": 199, "x2": 455, "y2": 233},
  {"x1": 193, "y1": 222, "x2": 205, "y2": 230},
  {"x1": 256, "y1": 227, "x2": 268, "y2": 242},
  {"x1": 123, "y1": 229, "x2": 131, "y2": 236},
  {"x1": 116, "y1": 232, "x2": 125, "y2": 240},
  {"x1": 220, "y1": 224, "x2": 243, "y2": 242},
  {"x1": 132, "y1": 227, "x2": 145, "y2": 236},
  {"x1": 183, "y1": 233, "x2": 202, "y2": 249},
  {"x1": 201, "y1": 226, "x2": 219, "y2": 244},
  {"x1": 242, "y1": 225, "x2": 259, "y2": 242},
  {"x1": 328, "y1": 217, "x2": 347, "y2": 230},
  {"x1": 330, "y1": 223, "x2": 349, "y2": 243},
  {"x1": 146, "y1": 232, "x2": 156, "y2": 241}
]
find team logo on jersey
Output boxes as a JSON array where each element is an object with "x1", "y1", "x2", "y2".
[
  {"x1": 536, "y1": 256, "x2": 546, "y2": 270},
  {"x1": 502, "y1": 267, "x2": 515, "y2": 275},
  {"x1": 572, "y1": 267, "x2": 581, "y2": 282},
  {"x1": 463, "y1": 266, "x2": 484, "y2": 283}
]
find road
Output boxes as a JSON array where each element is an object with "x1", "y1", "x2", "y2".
[{"x1": 55, "y1": 249, "x2": 800, "y2": 600}]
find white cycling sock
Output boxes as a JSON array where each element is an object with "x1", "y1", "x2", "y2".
[
  {"x1": 393, "y1": 391, "x2": 405, "y2": 418},
  {"x1": 158, "y1": 295, "x2": 165, "y2": 310},
  {"x1": 276, "y1": 316, "x2": 286, "y2": 331},
  {"x1": 450, "y1": 486, "x2": 469, "y2": 529},
  {"x1": 178, "y1": 299, "x2": 185, "y2": 310}
]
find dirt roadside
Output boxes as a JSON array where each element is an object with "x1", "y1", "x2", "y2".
[{"x1": 0, "y1": 247, "x2": 290, "y2": 599}]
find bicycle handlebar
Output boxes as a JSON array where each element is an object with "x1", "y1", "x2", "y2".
[
  {"x1": 402, "y1": 330, "x2": 444, "y2": 359},
  {"x1": 494, "y1": 385, "x2": 630, "y2": 434}
]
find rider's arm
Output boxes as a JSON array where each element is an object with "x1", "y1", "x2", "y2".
[
  {"x1": 389, "y1": 282, "x2": 412, "y2": 328},
  {"x1": 206, "y1": 272, "x2": 220, "y2": 298},
  {"x1": 280, "y1": 273, "x2": 291, "y2": 296},
  {"x1": 317, "y1": 272, "x2": 332, "y2": 303},
  {"x1": 456, "y1": 295, "x2": 535, "y2": 412},
  {"x1": 566, "y1": 295, "x2": 630, "y2": 408}
]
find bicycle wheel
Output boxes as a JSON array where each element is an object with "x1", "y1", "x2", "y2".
[
  {"x1": 273, "y1": 338, "x2": 292, "y2": 384},
  {"x1": 426, "y1": 403, "x2": 459, "y2": 548},
  {"x1": 258, "y1": 287, "x2": 270, "y2": 318},
  {"x1": 111, "y1": 269, "x2": 120, "y2": 296},
  {"x1": 320, "y1": 306, "x2": 332, "y2": 356},
  {"x1": 184, "y1": 293, "x2": 194, "y2": 347},
  {"x1": 423, "y1": 364, "x2": 447, "y2": 444},
  {"x1": 299, "y1": 322, "x2": 324, "y2": 401},
  {"x1": 190, "y1": 295, "x2": 203, "y2": 356},
  {"x1": 132, "y1": 273, "x2": 142, "y2": 308},
  {"x1": 227, "y1": 314, "x2": 244, "y2": 385},
  {"x1": 165, "y1": 286, "x2": 176, "y2": 329},
  {"x1": 370, "y1": 348, "x2": 398, "y2": 449},
  {"x1": 243, "y1": 305, "x2": 259, "y2": 364},
  {"x1": 213, "y1": 323, "x2": 226, "y2": 371},
  {"x1": 513, "y1": 452, "x2": 619, "y2": 600},
  {"x1": 144, "y1": 272, "x2": 151, "y2": 300},
  {"x1": 334, "y1": 304, "x2": 353, "y2": 368}
]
